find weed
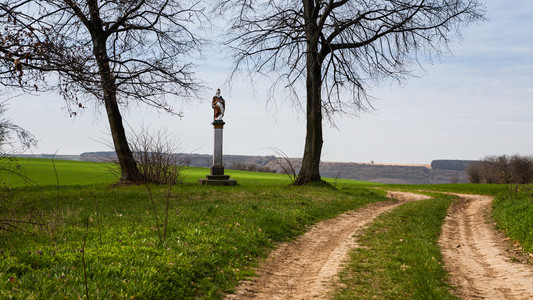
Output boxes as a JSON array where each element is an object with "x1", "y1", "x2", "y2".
[{"x1": 81, "y1": 217, "x2": 90, "y2": 300}]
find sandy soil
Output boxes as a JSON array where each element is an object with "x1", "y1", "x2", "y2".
[
  {"x1": 439, "y1": 194, "x2": 533, "y2": 299},
  {"x1": 225, "y1": 191, "x2": 430, "y2": 299}
]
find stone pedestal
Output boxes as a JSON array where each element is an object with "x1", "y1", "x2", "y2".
[{"x1": 199, "y1": 121, "x2": 237, "y2": 186}]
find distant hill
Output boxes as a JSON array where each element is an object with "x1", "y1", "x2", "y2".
[
  {"x1": 431, "y1": 160, "x2": 475, "y2": 171},
  {"x1": 320, "y1": 160, "x2": 474, "y2": 184},
  {"x1": 76, "y1": 152, "x2": 473, "y2": 184}
]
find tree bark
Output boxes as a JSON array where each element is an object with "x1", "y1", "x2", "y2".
[{"x1": 295, "y1": 0, "x2": 323, "y2": 185}]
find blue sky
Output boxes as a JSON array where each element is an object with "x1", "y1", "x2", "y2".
[{"x1": 6, "y1": 0, "x2": 533, "y2": 164}]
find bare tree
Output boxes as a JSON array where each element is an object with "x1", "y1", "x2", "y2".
[
  {"x1": 467, "y1": 154, "x2": 533, "y2": 184},
  {"x1": 510, "y1": 154, "x2": 533, "y2": 184},
  {"x1": 494, "y1": 155, "x2": 512, "y2": 183},
  {"x1": 466, "y1": 161, "x2": 483, "y2": 183},
  {"x1": 0, "y1": 100, "x2": 37, "y2": 193},
  {"x1": 221, "y1": 0, "x2": 485, "y2": 184},
  {"x1": 0, "y1": 0, "x2": 205, "y2": 183}
]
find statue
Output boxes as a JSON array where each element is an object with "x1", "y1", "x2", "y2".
[
  {"x1": 199, "y1": 88, "x2": 236, "y2": 185},
  {"x1": 212, "y1": 88, "x2": 225, "y2": 121}
]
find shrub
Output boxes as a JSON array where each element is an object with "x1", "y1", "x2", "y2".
[{"x1": 129, "y1": 127, "x2": 187, "y2": 184}]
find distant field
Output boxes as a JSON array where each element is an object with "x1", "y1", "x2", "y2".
[
  {"x1": 16, "y1": 153, "x2": 470, "y2": 184},
  {"x1": 1, "y1": 158, "x2": 118, "y2": 187},
  {"x1": 1, "y1": 157, "x2": 382, "y2": 188}
]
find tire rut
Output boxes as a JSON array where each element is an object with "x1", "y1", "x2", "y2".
[
  {"x1": 225, "y1": 191, "x2": 429, "y2": 299},
  {"x1": 439, "y1": 194, "x2": 533, "y2": 299}
]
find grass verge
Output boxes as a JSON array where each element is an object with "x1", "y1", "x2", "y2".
[
  {"x1": 492, "y1": 184, "x2": 533, "y2": 254},
  {"x1": 334, "y1": 194, "x2": 457, "y2": 299}
]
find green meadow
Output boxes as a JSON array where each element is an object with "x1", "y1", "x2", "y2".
[
  {"x1": 1, "y1": 158, "x2": 118, "y2": 187},
  {"x1": 0, "y1": 158, "x2": 530, "y2": 299}
]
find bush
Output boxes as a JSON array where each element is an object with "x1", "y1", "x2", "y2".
[
  {"x1": 431, "y1": 160, "x2": 474, "y2": 171},
  {"x1": 129, "y1": 127, "x2": 187, "y2": 184}
]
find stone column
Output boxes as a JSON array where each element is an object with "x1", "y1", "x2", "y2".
[
  {"x1": 199, "y1": 120, "x2": 237, "y2": 186},
  {"x1": 211, "y1": 121, "x2": 225, "y2": 175}
]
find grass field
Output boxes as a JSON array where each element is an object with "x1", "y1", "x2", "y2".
[
  {"x1": 0, "y1": 158, "x2": 386, "y2": 298},
  {"x1": 1, "y1": 158, "x2": 118, "y2": 187},
  {"x1": 0, "y1": 157, "x2": 530, "y2": 299},
  {"x1": 1, "y1": 157, "x2": 381, "y2": 188}
]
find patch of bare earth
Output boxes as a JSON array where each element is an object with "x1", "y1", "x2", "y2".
[
  {"x1": 225, "y1": 191, "x2": 430, "y2": 299},
  {"x1": 439, "y1": 194, "x2": 533, "y2": 299}
]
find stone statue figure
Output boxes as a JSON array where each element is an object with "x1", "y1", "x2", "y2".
[{"x1": 212, "y1": 88, "x2": 225, "y2": 121}]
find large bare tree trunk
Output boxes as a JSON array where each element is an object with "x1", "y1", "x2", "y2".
[
  {"x1": 89, "y1": 2, "x2": 142, "y2": 183},
  {"x1": 96, "y1": 50, "x2": 142, "y2": 183},
  {"x1": 295, "y1": 1, "x2": 323, "y2": 185},
  {"x1": 103, "y1": 90, "x2": 143, "y2": 183},
  {"x1": 296, "y1": 64, "x2": 323, "y2": 185}
]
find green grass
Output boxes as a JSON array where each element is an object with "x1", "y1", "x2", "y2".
[
  {"x1": 492, "y1": 184, "x2": 533, "y2": 254},
  {"x1": 334, "y1": 194, "x2": 458, "y2": 299},
  {"x1": 2, "y1": 158, "x2": 531, "y2": 299},
  {"x1": 1, "y1": 157, "x2": 118, "y2": 187},
  {"x1": 0, "y1": 158, "x2": 387, "y2": 299}
]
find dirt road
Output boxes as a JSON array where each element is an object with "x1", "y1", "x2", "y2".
[
  {"x1": 439, "y1": 194, "x2": 533, "y2": 299},
  {"x1": 225, "y1": 191, "x2": 430, "y2": 299},
  {"x1": 226, "y1": 192, "x2": 533, "y2": 299}
]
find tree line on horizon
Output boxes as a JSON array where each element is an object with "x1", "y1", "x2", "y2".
[
  {"x1": 1, "y1": 0, "x2": 485, "y2": 185},
  {"x1": 467, "y1": 154, "x2": 533, "y2": 184}
]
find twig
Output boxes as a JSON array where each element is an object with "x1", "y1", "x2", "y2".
[
  {"x1": 0, "y1": 219, "x2": 45, "y2": 233},
  {"x1": 268, "y1": 147, "x2": 299, "y2": 183},
  {"x1": 94, "y1": 197, "x2": 102, "y2": 245},
  {"x1": 163, "y1": 182, "x2": 174, "y2": 242},
  {"x1": 0, "y1": 219, "x2": 45, "y2": 226},
  {"x1": 145, "y1": 184, "x2": 162, "y2": 243},
  {"x1": 51, "y1": 152, "x2": 60, "y2": 212},
  {"x1": 81, "y1": 218, "x2": 90, "y2": 300}
]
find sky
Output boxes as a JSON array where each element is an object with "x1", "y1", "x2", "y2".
[{"x1": 4, "y1": 0, "x2": 533, "y2": 164}]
